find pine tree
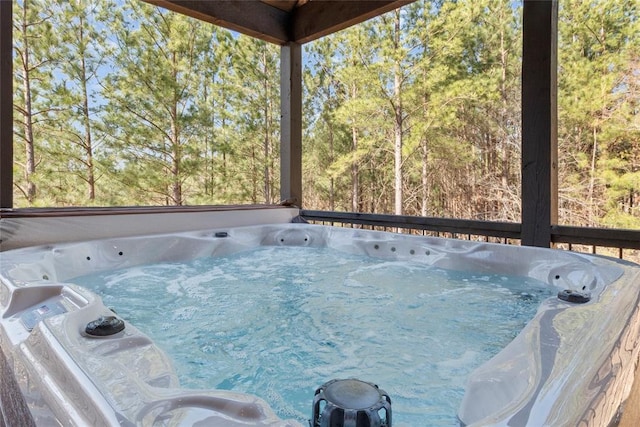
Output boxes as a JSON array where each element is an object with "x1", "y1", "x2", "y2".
[
  {"x1": 101, "y1": 0, "x2": 208, "y2": 206},
  {"x1": 189, "y1": 28, "x2": 235, "y2": 204},
  {"x1": 13, "y1": 0, "x2": 57, "y2": 205},
  {"x1": 558, "y1": 0, "x2": 640, "y2": 227},
  {"x1": 39, "y1": 0, "x2": 111, "y2": 204},
  {"x1": 222, "y1": 36, "x2": 281, "y2": 204},
  {"x1": 303, "y1": 36, "x2": 352, "y2": 210}
]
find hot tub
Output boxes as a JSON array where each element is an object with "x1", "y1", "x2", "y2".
[{"x1": 1, "y1": 213, "x2": 639, "y2": 426}]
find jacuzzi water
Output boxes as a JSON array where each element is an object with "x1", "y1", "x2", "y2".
[{"x1": 71, "y1": 245, "x2": 554, "y2": 425}]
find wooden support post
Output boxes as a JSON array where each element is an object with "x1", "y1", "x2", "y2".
[
  {"x1": 0, "y1": 0, "x2": 13, "y2": 208},
  {"x1": 280, "y1": 42, "x2": 302, "y2": 207},
  {"x1": 521, "y1": 0, "x2": 558, "y2": 247}
]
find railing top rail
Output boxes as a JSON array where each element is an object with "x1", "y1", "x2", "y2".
[
  {"x1": 551, "y1": 225, "x2": 640, "y2": 249},
  {"x1": 301, "y1": 210, "x2": 520, "y2": 238},
  {"x1": 0, "y1": 204, "x2": 291, "y2": 218},
  {"x1": 300, "y1": 210, "x2": 640, "y2": 250}
]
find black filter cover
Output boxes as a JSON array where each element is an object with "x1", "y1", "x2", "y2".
[{"x1": 85, "y1": 316, "x2": 125, "y2": 336}]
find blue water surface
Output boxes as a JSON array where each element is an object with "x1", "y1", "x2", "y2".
[{"x1": 72, "y1": 246, "x2": 554, "y2": 426}]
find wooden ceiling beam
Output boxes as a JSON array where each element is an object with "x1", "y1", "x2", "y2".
[
  {"x1": 144, "y1": 0, "x2": 415, "y2": 45},
  {"x1": 144, "y1": 0, "x2": 290, "y2": 45},
  {"x1": 262, "y1": 0, "x2": 308, "y2": 12},
  {"x1": 292, "y1": 0, "x2": 415, "y2": 44}
]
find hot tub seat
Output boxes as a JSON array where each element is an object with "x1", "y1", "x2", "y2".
[{"x1": 0, "y1": 280, "x2": 301, "y2": 426}]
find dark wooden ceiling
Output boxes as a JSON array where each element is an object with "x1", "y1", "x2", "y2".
[{"x1": 143, "y1": 0, "x2": 415, "y2": 45}]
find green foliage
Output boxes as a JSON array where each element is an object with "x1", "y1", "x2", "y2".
[
  {"x1": 10, "y1": 0, "x2": 639, "y2": 230},
  {"x1": 13, "y1": 0, "x2": 58, "y2": 204},
  {"x1": 558, "y1": 0, "x2": 639, "y2": 226}
]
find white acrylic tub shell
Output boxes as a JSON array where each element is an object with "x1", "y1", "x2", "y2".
[{"x1": 1, "y1": 222, "x2": 639, "y2": 426}]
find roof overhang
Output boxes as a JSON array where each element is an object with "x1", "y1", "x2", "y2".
[{"x1": 143, "y1": 0, "x2": 416, "y2": 45}]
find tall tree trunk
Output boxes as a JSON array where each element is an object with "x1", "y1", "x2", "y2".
[
  {"x1": 351, "y1": 83, "x2": 359, "y2": 212},
  {"x1": 421, "y1": 140, "x2": 428, "y2": 216},
  {"x1": 263, "y1": 49, "x2": 271, "y2": 204},
  {"x1": 588, "y1": 126, "x2": 597, "y2": 225},
  {"x1": 221, "y1": 108, "x2": 227, "y2": 198},
  {"x1": 393, "y1": 10, "x2": 403, "y2": 216},
  {"x1": 78, "y1": 16, "x2": 95, "y2": 201},
  {"x1": 251, "y1": 146, "x2": 258, "y2": 204},
  {"x1": 171, "y1": 51, "x2": 182, "y2": 206},
  {"x1": 499, "y1": 7, "x2": 509, "y2": 219},
  {"x1": 328, "y1": 120, "x2": 335, "y2": 211},
  {"x1": 19, "y1": 2, "x2": 37, "y2": 203},
  {"x1": 202, "y1": 77, "x2": 213, "y2": 197},
  {"x1": 171, "y1": 123, "x2": 182, "y2": 205}
]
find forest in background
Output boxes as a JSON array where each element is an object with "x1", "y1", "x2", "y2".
[{"x1": 12, "y1": 0, "x2": 640, "y2": 228}]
